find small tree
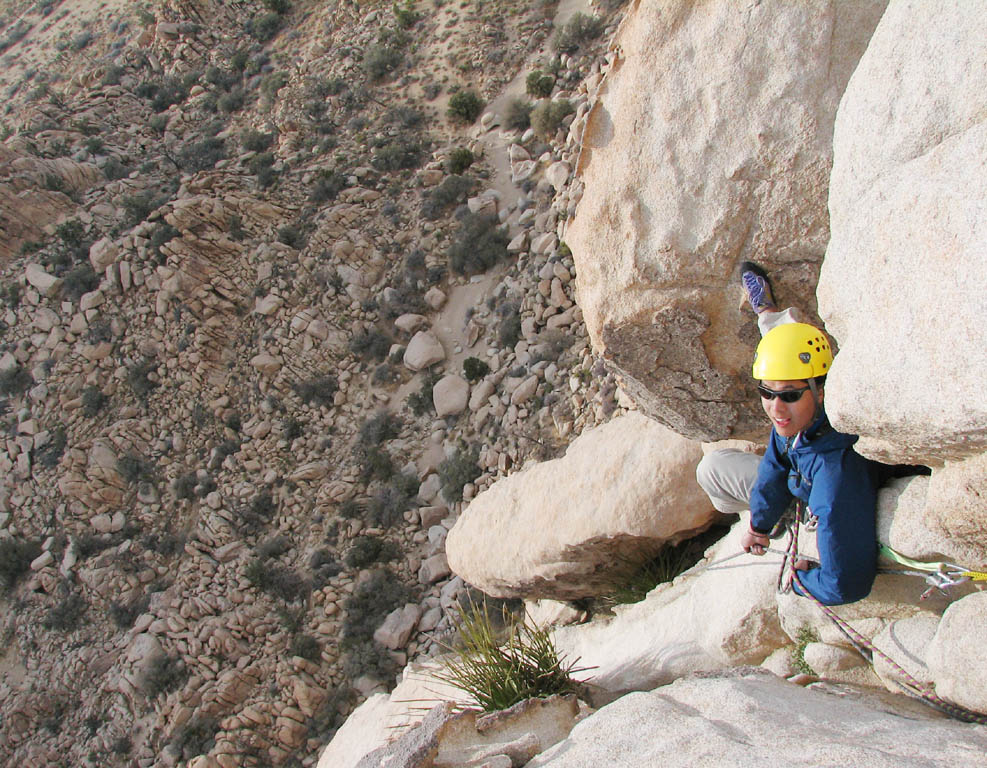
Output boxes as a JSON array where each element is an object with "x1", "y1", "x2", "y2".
[{"x1": 447, "y1": 90, "x2": 484, "y2": 124}]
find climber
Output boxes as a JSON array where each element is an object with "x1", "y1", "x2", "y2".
[{"x1": 695, "y1": 262, "x2": 879, "y2": 605}]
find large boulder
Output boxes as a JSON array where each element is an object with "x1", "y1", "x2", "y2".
[
  {"x1": 526, "y1": 669, "x2": 987, "y2": 767},
  {"x1": 445, "y1": 412, "x2": 714, "y2": 599},
  {"x1": 566, "y1": 0, "x2": 886, "y2": 441},
  {"x1": 551, "y1": 521, "x2": 786, "y2": 700},
  {"x1": 818, "y1": 0, "x2": 987, "y2": 464},
  {"x1": 927, "y1": 591, "x2": 987, "y2": 716}
]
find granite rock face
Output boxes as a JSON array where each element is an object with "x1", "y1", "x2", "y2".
[
  {"x1": 526, "y1": 670, "x2": 987, "y2": 768},
  {"x1": 446, "y1": 412, "x2": 713, "y2": 599},
  {"x1": 818, "y1": 0, "x2": 987, "y2": 464},
  {"x1": 567, "y1": 0, "x2": 886, "y2": 440}
]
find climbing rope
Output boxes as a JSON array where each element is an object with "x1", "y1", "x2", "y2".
[{"x1": 783, "y1": 507, "x2": 987, "y2": 725}]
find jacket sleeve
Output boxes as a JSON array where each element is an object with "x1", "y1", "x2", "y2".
[
  {"x1": 793, "y1": 451, "x2": 878, "y2": 605},
  {"x1": 749, "y1": 433, "x2": 792, "y2": 533}
]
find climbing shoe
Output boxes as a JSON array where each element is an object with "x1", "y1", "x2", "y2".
[{"x1": 740, "y1": 261, "x2": 777, "y2": 314}]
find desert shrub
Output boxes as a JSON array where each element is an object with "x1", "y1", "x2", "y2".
[
  {"x1": 380, "y1": 281, "x2": 427, "y2": 320},
  {"x1": 127, "y1": 359, "x2": 159, "y2": 399},
  {"x1": 406, "y1": 370, "x2": 439, "y2": 416},
  {"x1": 338, "y1": 499, "x2": 365, "y2": 520},
  {"x1": 245, "y1": 558, "x2": 310, "y2": 602},
  {"x1": 349, "y1": 329, "x2": 392, "y2": 362},
  {"x1": 241, "y1": 129, "x2": 275, "y2": 152},
  {"x1": 217, "y1": 88, "x2": 246, "y2": 113},
  {"x1": 363, "y1": 44, "x2": 403, "y2": 82},
  {"x1": 257, "y1": 535, "x2": 291, "y2": 560},
  {"x1": 435, "y1": 602, "x2": 586, "y2": 711},
  {"x1": 393, "y1": 0, "x2": 421, "y2": 28},
  {"x1": 178, "y1": 136, "x2": 226, "y2": 172},
  {"x1": 36, "y1": 426, "x2": 67, "y2": 469},
  {"x1": 421, "y1": 174, "x2": 475, "y2": 220},
  {"x1": 497, "y1": 306, "x2": 522, "y2": 348},
  {"x1": 0, "y1": 538, "x2": 41, "y2": 592},
  {"x1": 263, "y1": 0, "x2": 291, "y2": 12},
  {"x1": 504, "y1": 97, "x2": 533, "y2": 131},
  {"x1": 382, "y1": 105, "x2": 423, "y2": 130},
  {"x1": 371, "y1": 137, "x2": 423, "y2": 171},
  {"x1": 61, "y1": 263, "x2": 99, "y2": 302},
  {"x1": 358, "y1": 410, "x2": 401, "y2": 446},
  {"x1": 109, "y1": 595, "x2": 150, "y2": 628},
  {"x1": 117, "y1": 453, "x2": 154, "y2": 485},
  {"x1": 294, "y1": 373, "x2": 338, "y2": 408},
  {"x1": 345, "y1": 535, "x2": 401, "y2": 569},
  {"x1": 142, "y1": 530, "x2": 185, "y2": 557},
  {"x1": 530, "y1": 98, "x2": 574, "y2": 138},
  {"x1": 357, "y1": 446, "x2": 394, "y2": 484},
  {"x1": 277, "y1": 223, "x2": 306, "y2": 249},
  {"x1": 554, "y1": 12, "x2": 604, "y2": 53},
  {"x1": 44, "y1": 591, "x2": 87, "y2": 631},
  {"x1": 525, "y1": 69, "x2": 555, "y2": 97},
  {"x1": 290, "y1": 633, "x2": 321, "y2": 661},
  {"x1": 169, "y1": 717, "x2": 218, "y2": 762},
  {"x1": 121, "y1": 190, "x2": 168, "y2": 227},
  {"x1": 445, "y1": 147, "x2": 474, "y2": 175},
  {"x1": 462, "y1": 357, "x2": 490, "y2": 381},
  {"x1": 599, "y1": 546, "x2": 693, "y2": 608},
  {"x1": 438, "y1": 445, "x2": 480, "y2": 502},
  {"x1": 309, "y1": 549, "x2": 342, "y2": 586},
  {"x1": 0, "y1": 365, "x2": 32, "y2": 397},
  {"x1": 2, "y1": 281, "x2": 22, "y2": 309},
  {"x1": 310, "y1": 170, "x2": 345, "y2": 203},
  {"x1": 249, "y1": 12, "x2": 282, "y2": 41},
  {"x1": 144, "y1": 653, "x2": 188, "y2": 697},
  {"x1": 447, "y1": 89, "x2": 484, "y2": 124},
  {"x1": 341, "y1": 569, "x2": 411, "y2": 648},
  {"x1": 55, "y1": 219, "x2": 85, "y2": 247},
  {"x1": 342, "y1": 639, "x2": 400, "y2": 682},
  {"x1": 149, "y1": 222, "x2": 179, "y2": 261},
  {"x1": 365, "y1": 475, "x2": 418, "y2": 528},
  {"x1": 172, "y1": 473, "x2": 197, "y2": 500},
  {"x1": 446, "y1": 212, "x2": 509, "y2": 275}
]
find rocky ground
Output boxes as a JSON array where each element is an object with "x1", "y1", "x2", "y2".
[{"x1": 0, "y1": 1, "x2": 630, "y2": 766}]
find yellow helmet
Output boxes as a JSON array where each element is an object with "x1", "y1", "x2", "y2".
[{"x1": 752, "y1": 323, "x2": 833, "y2": 380}]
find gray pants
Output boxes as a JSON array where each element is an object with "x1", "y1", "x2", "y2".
[{"x1": 695, "y1": 307, "x2": 801, "y2": 513}]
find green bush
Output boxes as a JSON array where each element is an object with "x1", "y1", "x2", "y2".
[
  {"x1": 144, "y1": 653, "x2": 189, "y2": 698},
  {"x1": 250, "y1": 12, "x2": 283, "y2": 41},
  {"x1": 421, "y1": 174, "x2": 475, "y2": 220},
  {"x1": 0, "y1": 538, "x2": 41, "y2": 592},
  {"x1": 277, "y1": 223, "x2": 306, "y2": 249},
  {"x1": 462, "y1": 357, "x2": 490, "y2": 381},
  {"x1": 446, "y1": 212, "x2": 509, "y2": 275},
  {"x1": 217, "y1": 88, "x2": 246, "y2": 113},
  {"x1": 178, "y1": 136, "x2": 226, "y2": 172},
  {"x1": 349, "y1": 329, "x2": 392, "y2": 362},
  {"x1": 117, "y1": 453, "x2": 154, "y2": 485},
  {"x1": 241, "y1": 129, "x2": 275, "y2": 152},
  {"x1": 264, "y1": 0, "x2": 291, "y2": 12},
  {"x1": 62, "y1": 263, "x2": 100, "y2": 302},
  {"x1": 525, "y1": 69, "x2": 555, "y2": 98},
  {"x1": 295, "y1": 373, "x2": 338, "y2": 407},
  {"x1": 365, "y1": 476, "x2": 418, "y2": 528},
  {"x1": 504, "y1": 98, "x2": 533, "y2": 131},
  {"x1": 109, "y1": 595, "x2": 150, "y2": 628},
  {"x1": 168, "y1": 716, "x2": 218, "y2": 763},
  {"x1": 364, "y1": 44, "x2": 404, "y2": 82},
  {"x1": 792, "y1": 626, "x2": 819, "y2": 676},
  {"x1": 445, "y1": 147, "x2": 474, "y2": 175},
  {"x1": 393, "y1": 0, "x2": 421, "y2": 28},
  {"x1": 531, "y1": 98, "x2": 575, "y2": 138},
  {"x1": 44, "y1": 591, "x2": 87, "y2": 631},
  {"x1": 342, "y1": 639, "x2": 400, "y2": 682},
  {"x1": 554, "y1": 12, "x2": 604, "y2": 54},
  {"x1": 447, "y1": 89, "x2": 484, "y2": 124},
  {"x1": 245, "y1": 558, "x2": 310, "y2": 602},
  {"x1": 341, "y1": 569, "x2": 411, "y2": 648},
  {"x1": 127, "y1": 359, "x2": 159, "y2": 399},
  {"x1": 498, "y1": 307, "x2": 522, "y2": 348},
  {"x1": 438, "y1": 446, "x2": 481, "y2": 502},
  {"x1": 371, "y1": 137, "x2": 423, "y2": 171},
  {"x1": 0, "y1": 365, "x2": 32, "y2": 397},
  {"x1": 290, "y1": 633, "x2": 321, "y2": 661},
  {"x1": 435, "y1": 602, "x2": 586, "y2": 711},
  {"x1": 345, "y1": 535, "x2": 400, "y2": 568},
  {"x1": 310, "y1": 170, "x2": 346, "y2": 203},
  {"x1": 358, "y1": 410, "x2": 401, "y2": 446},
  {"x1": 406, "y1": 371, "x2": 439, "y2": 416}
]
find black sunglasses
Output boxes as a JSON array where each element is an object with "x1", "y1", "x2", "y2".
[{"x1": 757, "y1": 385, "x2": 809, "y2": 403}]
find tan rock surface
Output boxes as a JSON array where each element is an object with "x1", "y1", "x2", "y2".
[
  {"x1": 446, "y1": 412, "x2": 713, "y2": 599},
  {"x1": 818, "y1": 0, "x2": 987, "y2": 463},
  {"x1": 567, "y1": 0, "x2": 886, "y2": 440}
]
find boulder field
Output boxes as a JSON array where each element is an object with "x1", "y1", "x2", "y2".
[{"x1": 324, "y1": 0, "x2": 987, "y2": 765}]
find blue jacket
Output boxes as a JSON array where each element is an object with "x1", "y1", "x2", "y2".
[{"x1": 749, "y1": 412, "x2": 879, "y2": 605}]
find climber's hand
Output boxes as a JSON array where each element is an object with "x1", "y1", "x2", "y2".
[{"x1": 741, "y1": 528, "x2": 770, "y2": 556}]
